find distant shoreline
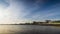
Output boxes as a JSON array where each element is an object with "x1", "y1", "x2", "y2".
[{"x1": 0, "y1": 24, "x2": 60, "y2": 26}]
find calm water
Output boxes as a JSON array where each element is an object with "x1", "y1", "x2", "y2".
[{"x1": 0, "y1": 25, "x2": 60, "y2": 34}]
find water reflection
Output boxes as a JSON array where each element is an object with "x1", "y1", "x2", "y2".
[{"x1": 0, "y1": 25, "x2": 60, "y2": 34}]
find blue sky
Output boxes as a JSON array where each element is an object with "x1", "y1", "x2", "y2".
[
  {"x1": 0, "y1": 0, "x2": 60, "y2": 24},
  {"x1": 17, "y1": 0, "x2": 60, "y2": 20}
]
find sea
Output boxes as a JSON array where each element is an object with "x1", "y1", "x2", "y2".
[{"x1": 0, "y1": 25, "x2": 60, "y2": 34}]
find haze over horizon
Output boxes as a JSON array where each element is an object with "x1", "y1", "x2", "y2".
[{"x1": 0, "y1": 0, "x2": 60, "y2": 24}]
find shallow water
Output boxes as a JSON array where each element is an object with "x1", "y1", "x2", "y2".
[{"x1": 0, "y1": 25, "x2": 60, "y2": 34}]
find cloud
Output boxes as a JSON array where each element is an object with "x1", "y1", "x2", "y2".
[
  {"x1": 0, "y1": 0, "x2": 60, "y2": 24},
  {"x1": 0, "y1": 0, "x2": 27, "y2": 24}
]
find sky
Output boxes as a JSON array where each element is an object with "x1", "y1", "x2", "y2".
[{"x1": 0, "y1": 0, "x2": 60, "y2": 24}]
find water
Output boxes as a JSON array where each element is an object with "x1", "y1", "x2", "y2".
[{"x1": 0, "y1": 25, "x2": 60, "y2": 34}]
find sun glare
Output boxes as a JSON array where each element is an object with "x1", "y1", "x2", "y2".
[
  {"x1": 0, "y1": 8, "x2": 6, "y2": 19},
  {"x1": 0, "y1": 7, "x2": 10, "y2": 24}
]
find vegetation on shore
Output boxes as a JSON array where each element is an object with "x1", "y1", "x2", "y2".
[
  {"x1": 20, "y1": 20, "x2": 60, "y2": 25},
  {"x1": 0, "y1": 20, "x2": 60, "y2": 26}
]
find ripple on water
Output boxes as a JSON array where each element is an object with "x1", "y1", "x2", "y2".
[{"x1": 0, "y1": 25, "x2": 60, "y2": 34}]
